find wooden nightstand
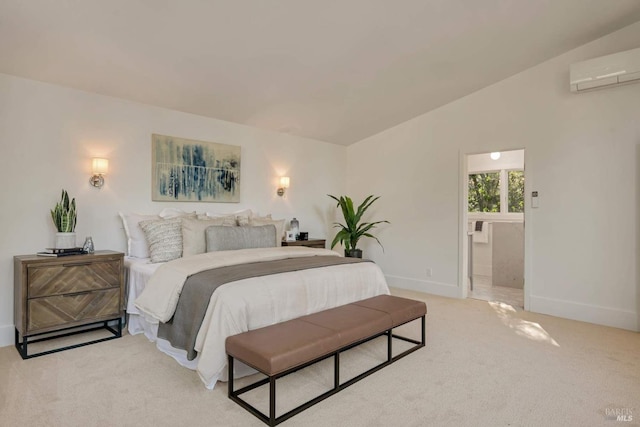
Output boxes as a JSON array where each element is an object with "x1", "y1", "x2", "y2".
[
  {"x1": 14, "y1": 250, "x2": 124, "y2": 359},
  {"x1": 281, "y1": 239, "x2": 326, "y2": 249}
]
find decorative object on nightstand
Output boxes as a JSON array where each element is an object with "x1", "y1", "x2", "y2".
[
  {"x1": 290, "y1": 217, "x2": 299, "y2": 239},
  {"x1": 281, "y1": 238, "x2": 325, "y2": 249},
  {"x1": 14, "y1": 250, "x2": 125, "y2": 359},
  {"x1": 82, "y1": 236, "x2": 95, "y2": 253},
  {"x1": 36, "y1": 247, "x2": 86, "y2": 257},
  {"x1": 328, "y1": 194, "x2": 389, "y2": 258},
  {"x1": 285, "y1": 231, "x2": 296, "y2": 242},
  {"x1": 50, "y1": 189, "x2": 77, "y2": 249}
]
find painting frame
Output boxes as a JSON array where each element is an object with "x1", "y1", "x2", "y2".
[{"x1": 151, "y1": 134, "x2": 241, "y2": 203}]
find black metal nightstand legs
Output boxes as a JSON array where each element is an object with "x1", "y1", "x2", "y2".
[{"x1": 15, "y1": 318, "x2": 122, "y2": 359}]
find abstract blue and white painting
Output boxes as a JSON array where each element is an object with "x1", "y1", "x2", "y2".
[{"x1": 152, "y1": 134, "x2": 241, "y2": 202}]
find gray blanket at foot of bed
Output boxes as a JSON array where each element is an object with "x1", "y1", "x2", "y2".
[{"x1": 157, "y1": 255, "x2": 370, "y2": 360}]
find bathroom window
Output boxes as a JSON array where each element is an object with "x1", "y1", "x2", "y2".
[
  {"x1": 507, "y1": 170, "x2": 524, "y2": 213},
  {"x1": 468, "y1": 169, "x2": 524, "y2": 215},
  {"x1": 468, "y1": 172, "x2": 500, "y2": 212}
]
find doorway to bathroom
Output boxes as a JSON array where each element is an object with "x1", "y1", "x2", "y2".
[{"x1": 465, "y1": 149, "x2": 525, "y2": 309}]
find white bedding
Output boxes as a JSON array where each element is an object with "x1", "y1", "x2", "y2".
[
  {"x1": 125, "y1": 258, "x2": 201, "y2": 366},
  {"x1": 126, "y1": 247, "x2": 390, "y2": 389}
]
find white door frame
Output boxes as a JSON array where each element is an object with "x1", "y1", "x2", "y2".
[{"x1": 458, "y1": 148, "x2": 532, "y2": 310}]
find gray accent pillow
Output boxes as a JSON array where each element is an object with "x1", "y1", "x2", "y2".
[
  {"x1": 206, "y1": 225, "x2": 277, "y2": 252},
  {"x1": 248, "y1": 217, "x2": 285, "y2": 246},
  {"x1": 139, "y1": 218, "x2": 183, "y2": 263}
]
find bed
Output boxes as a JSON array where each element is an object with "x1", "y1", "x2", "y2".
[{"x1": 125, "y1": 246, "x2": 390, "y2": 389}]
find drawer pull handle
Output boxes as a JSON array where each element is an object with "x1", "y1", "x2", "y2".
[
  {"x1": 63, "y1": 262, "x2": 92, "y2": 267},
  {"x1": 63, "y1": 291, "x2": 92, "y2": 297}
]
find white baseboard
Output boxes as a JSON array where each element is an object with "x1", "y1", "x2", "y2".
[
  {"x1": 386, "y1": 274, "x2": 459, "y2": 298},
  {"x1": 529, "y1": 295, "x2": 639, "y2": 332},
  {"x1": 0, "y1": 324, "x2": 14, "y2": 348}
]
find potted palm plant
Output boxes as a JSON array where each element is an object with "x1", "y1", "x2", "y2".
[
  {"x1": 51, "y1": 189, "x2": 77, "y2": 248},
  {"x1": 328, "y1": 194, "x2": 389, "y2": 258}
]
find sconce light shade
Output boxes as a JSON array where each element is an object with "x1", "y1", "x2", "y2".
[
  {"x1": 90, "y1": 158, "x2": 108, "y2": 188},
  {"x1": 92, "y1": 158, "x2": 109, "y2": 174},
  {"x1": 490, "y1": 152, "x2": 501, "y2": 160},
  {"x1": 277, "y1": 176, "x2": 290, "y2": 197}
]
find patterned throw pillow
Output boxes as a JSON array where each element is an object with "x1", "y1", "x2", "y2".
[{"x1": 139, "y1": 218, "x2": 183, "y2": 263}]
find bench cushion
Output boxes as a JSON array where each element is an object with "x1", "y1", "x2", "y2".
[
  {"x1": 353, "y1": 295, "x2": 426, "y2": 327},
  {"x1": 301, "y1": 304, "x2": 392, "y2": 347},
  {"x1": 226, "y1": 318, "x2": 341, "y2": 375}
]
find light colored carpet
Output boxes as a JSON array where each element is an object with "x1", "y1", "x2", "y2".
[
  {"x1": 469, "y1": 283, "x2": 524, "y2": 309},
  {"x1": 0, "y1": 288, "x2": 638, "y2": 427}
]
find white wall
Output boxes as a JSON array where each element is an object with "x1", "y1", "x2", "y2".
[
  {"x1": 347, "y1": 22, "x2": 640, "y2": 331},
  {"x1": 468, "y1": 149, "x2": 524, "y2": 173},
  {"x1": 0, "y1": 74, "x2": 346, "y2": 346}
]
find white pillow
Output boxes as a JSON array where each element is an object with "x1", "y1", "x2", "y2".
[
  {"x1": 205, "y1": 208, "x2": 252, "y2": 217},
  {"x1": 206, "y1": 208, "x2": 253, "y2": 226},
  {"x1": 182, "y1": 216, "x2": 229, "y2": 257},
  {"x1": 252, "y1": 213, "x2": 272, "y2": 221},
  {"x1": 139, "y1": 218, "x2": 183, "y2": 263},
  {"x1": 119, "y1": 212, "x2": 159, "y2": 258},
  {"x1": 239, "y1": 213, "x2": 271, "y2": 226},
  {"x1": 158, "y1": 208, "x2": 196, "y2": 219},
  {"x1": 249, "y1": 217, "x2": 285, "y2": 246}
]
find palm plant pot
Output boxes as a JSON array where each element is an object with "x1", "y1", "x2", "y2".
[
  {"x1": 55, "y1": 232, "x2": 76, "y2": 249},
  {"x1": 345, "y1": 249, "x2": 363, "y2": 258}
]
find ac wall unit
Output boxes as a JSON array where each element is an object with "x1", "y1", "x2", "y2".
[{"x1": 570, "y1": 47, "x2": 640, "y2": 92}]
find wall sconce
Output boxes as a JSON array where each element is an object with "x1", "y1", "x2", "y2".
[
  {"x1": 490, "y1": 152, "x2": 501, "y2": 160},
  {"x1": 277, "y1": 176, "x2": 290, "y2": 197},
  {"x1": 90, "y1": 158, "x2": 108, "y2": 189}
]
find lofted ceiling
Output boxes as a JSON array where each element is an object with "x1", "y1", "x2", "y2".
[{"x1": 1, "y1": 1, "x2": 640, "y2": 145}]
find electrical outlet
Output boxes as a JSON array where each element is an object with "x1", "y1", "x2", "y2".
[{"x1": 426, "y1": 268, "x2": 432, "y2": 278}]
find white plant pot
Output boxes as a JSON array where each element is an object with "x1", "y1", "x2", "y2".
[{"x1": 55, "y1": 232, "x2": 76, "y2": 249}]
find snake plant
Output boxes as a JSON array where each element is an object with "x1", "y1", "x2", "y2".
[
  {"x1": 328, "y1": 194, "x2": 389, "y2": 254},
  {"x1": 51, "y1": 189, "x2": 77, "y2": 232}
]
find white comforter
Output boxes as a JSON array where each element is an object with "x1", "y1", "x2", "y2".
[{"x1": 134, "y1": 247, "x2": 390, "y2": 388}]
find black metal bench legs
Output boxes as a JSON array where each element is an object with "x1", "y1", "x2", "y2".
[{"x1": 228, "y1": 315, "x2": 426, "y2": 426}]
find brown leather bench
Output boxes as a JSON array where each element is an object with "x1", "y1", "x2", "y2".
[{"x1": 226, "y1": 295, "x2": 427, "y2": 426}]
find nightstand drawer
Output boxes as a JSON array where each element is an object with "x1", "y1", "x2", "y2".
[
  {"x1": 281, "y1": 239, "x2": 326, "y2": 249},
  {"x1": 27, "y1": 287, "x2": 120, "y2": 332},
  {"x1": 28, "y1": 259, "x2": 121, "y2": 298}
]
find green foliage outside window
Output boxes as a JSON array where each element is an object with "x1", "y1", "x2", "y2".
[
  {"x1": 468, "y1": 173, "x2": 500, "y2": 212},
  {"x1": 508, "y1": 170, "x2": 524, "y2": 213},
  {"x1": 468, "y1": 169, "x2": 524, "y2": 214}
]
